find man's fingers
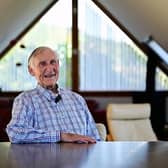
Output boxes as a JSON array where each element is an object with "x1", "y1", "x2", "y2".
[{"x1": 61, "y1": 133, "x2": 96, "y2": 143}]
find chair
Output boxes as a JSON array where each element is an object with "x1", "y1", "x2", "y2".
[
  {"x1": 96, "y1": 123, "x2": 107, "y2": 141},
  {"x1": 106, "y1": 103, "x2": 157, "y2": 141}
]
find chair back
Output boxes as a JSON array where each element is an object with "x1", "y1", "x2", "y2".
[
  {"x1": 96, "y1": 123, "x2": 107, "y2": 141},
  {"x1": 106, "y1": 103, "x2": 157, "y2": 141}
]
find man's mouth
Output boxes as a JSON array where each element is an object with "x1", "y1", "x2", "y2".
[{"x1": 44, "y1": 73, "x2": 56, "y2": 78}]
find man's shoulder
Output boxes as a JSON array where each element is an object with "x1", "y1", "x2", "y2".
[
  {"x1": 15, "y1": 88, "x2": 37, "y2": 100},
  {"x1": 60, "y1": 88, "x2": 85, "y2": 102},
  {"x1": 61, "y1": 88, "x2": 81, "y2": 97}
]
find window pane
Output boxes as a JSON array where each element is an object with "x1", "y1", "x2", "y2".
[
  {"x1": 147, "y1": 39, "x2": 168, "y2": 65},
  {"x1": 0, "y1": 0, "x2": 72, "y2": 91},
  {"x1": 156, "y1": 67, "x2": 168, "y2": 90},
  {"x1": 78, "y1": 0, "x2": 147, "y2": 91}
]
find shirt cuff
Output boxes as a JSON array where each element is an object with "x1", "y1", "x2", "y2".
[{"x1": 49, "y1": 131, "x2": 61, "y2": 142}]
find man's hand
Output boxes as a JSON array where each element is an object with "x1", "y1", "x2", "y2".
[{"x1": 60, "y1": 133, "x2": 96, "y2": 143}]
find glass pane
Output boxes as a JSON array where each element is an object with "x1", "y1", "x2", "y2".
[
  {"x1": 0, "y1": 0, "x2": 72, "y2": 91},
  {"x1": 78, "y1": 0, "x2": 147, "y2": 91},
  {"x1": 147, "y1": 39, "x2": 168, "y2": 65},
  {"x1": 155, "y1": 67, "x2": 168, "y2": 90}
]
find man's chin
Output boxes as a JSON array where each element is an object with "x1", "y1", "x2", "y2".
[{"x1": 42, "y1": 83, "x2": 56, "y2": 89}]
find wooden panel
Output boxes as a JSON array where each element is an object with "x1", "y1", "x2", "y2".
[{"x1": 0, "y1": 98, "x2": 13, "y2": 141}]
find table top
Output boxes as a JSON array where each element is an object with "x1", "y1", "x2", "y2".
[{"x1": 0, "y1": 141, "x2": 168, "y2": 168}]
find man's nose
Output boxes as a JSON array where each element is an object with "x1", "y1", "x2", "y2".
[{"x1": 45, "y1": 63, "x2": 54, "y2": 70}]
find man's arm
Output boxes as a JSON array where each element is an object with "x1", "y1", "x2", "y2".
[
  {"x1": 86, "y1": 110, "x2": 101, "y2": 141},
  {"x1": 6, "y1": 96, "x2": 97, "y2": 144},
  {"x1": 78, "y1": 96, "x2": 101, "y2": 141},
  {"x1": 6, "y1": 97, "x2": 60, "y2": 143}
]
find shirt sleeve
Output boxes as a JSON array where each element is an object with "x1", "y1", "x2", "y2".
[
  {"x1": 6, "y1": 96, "x2": 61, "y2": 143},
  {"x1": 80, "y1": 97, "x2": 101, "y2": 141},
  {"x1": 86, "y1": 108, "x2": 101, "y2": 141}
]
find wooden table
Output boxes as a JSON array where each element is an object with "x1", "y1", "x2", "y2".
[{"x1": 0, "y1": 141, "x2": 168, "y2": 168}]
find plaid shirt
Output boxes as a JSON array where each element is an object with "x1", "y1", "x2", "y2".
[{"x1": 6, "y1": 85, "x2": 100, "y2": 143}]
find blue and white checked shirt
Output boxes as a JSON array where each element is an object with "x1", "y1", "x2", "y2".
[{"x1": 6, "y1": 85, "x2": 100, "y2": 143}]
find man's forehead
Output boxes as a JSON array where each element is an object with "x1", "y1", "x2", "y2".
[{"x1": 34, "y1": 49, "x2": 57, "y2": 60}]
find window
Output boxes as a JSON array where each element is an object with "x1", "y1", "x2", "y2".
[
  {"x1": 78, "y1": 0, "x2": 147, "y2": 91},
  {"x1": 147, "y1": 38, "x2": 168, "y2": 65},
  {"x1": 147, "y1": 38, "x2": 168, "y2": 91},
  {"x1": 156, "y1": 67, "x2": 168, "y2": 90},
  {"x1": 0, "y1": 0, "x2": 151, "y2": 92},
  {"x1": 0, "y1": 0, "x2": 72, "y2": 91}
]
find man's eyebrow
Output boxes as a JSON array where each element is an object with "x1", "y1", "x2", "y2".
[{"x1": 39, "y1": 60, "x2": 46, "y2": 63}]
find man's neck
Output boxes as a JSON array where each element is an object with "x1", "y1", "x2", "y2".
[{"x1": 41, "y1": 84, "x2": 58, "y2": 93}]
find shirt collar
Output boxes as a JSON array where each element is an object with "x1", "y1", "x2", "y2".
[{"x1": 36, "y1": 84, "x2": 60, "y2": 102}]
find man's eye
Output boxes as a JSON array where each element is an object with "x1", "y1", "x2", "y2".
[
  {"x1": 51, "y1": 60, "x2": 56, "y2": 65},
  {"x1": 39, "y1": 62, "x2": 46, "y2": 67}
]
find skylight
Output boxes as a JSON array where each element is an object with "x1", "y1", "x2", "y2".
[{"x1": 147, "y1": 39, "x2": 168, "y2": 64}]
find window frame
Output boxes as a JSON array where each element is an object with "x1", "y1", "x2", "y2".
[{"x1": 0, "y1": 0, "x2": 168, "y2": 96}]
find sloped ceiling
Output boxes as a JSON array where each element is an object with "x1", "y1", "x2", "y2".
[
  {"x1": 0, "y1": 0, "x2": 55, "y2": 53},
  {"x1": 99, "y1": 0, "x2": 168, "y2": 52},
  {"x1": 0, "y1": 0, "x2": 168, "y2": 53}
]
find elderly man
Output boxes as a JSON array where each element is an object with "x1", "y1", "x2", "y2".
[{"x1": 6, "y1": 46, "x2": 100, "y2": 143}]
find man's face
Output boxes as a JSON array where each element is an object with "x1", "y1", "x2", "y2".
[{"x1": 28, "y1": 49, "x2": 59, "y2": 89}]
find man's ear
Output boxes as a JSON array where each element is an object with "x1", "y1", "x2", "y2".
[{"x1": 28, "y1": 66, "x2": 35, "y2": 76}]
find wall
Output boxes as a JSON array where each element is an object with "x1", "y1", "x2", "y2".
[
  {"x1": 98, "y1": 0, "x2": 168, "y2": 51},
  {"x1": 0, "y1": 0, "x2": 55, "y2": 52}
]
